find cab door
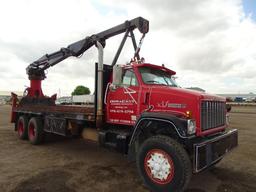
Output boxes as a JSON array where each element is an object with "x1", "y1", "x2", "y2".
[{"x1": 106, "y1": 68, "x2": 140, "y2": 125}]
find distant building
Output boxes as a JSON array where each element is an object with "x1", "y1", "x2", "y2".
[
  {"x1": 0, "y1": 91, "x2": 23, "y2": 96},
  {"x1": 0, "y1": 91, "x2": 23, "y2": 105},
  {"x1": 186, "y1": 87, "x2": 205, "y2": 92},
  {"x1": 217, "y1": 93, "x2": 256, "y2": 102},
  {"x1": 56, "y1": 96, "x2": 72, "y2": 105}
]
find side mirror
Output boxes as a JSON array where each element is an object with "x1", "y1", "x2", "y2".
[{"x1": 112, "y1": 64, "x2": 123, "y2": 86}]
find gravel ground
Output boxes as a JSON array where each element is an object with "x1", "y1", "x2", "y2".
[{"x1": 0, "y1": 105, "x2": 255, "y2": 192}]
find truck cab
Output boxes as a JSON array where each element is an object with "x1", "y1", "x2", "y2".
[
  {"x1": 107, "y1": 62, "x2": 226, "y2": 137},
  {"x1": 102, "y1": 61, "x2": 238, "y2": 191}
]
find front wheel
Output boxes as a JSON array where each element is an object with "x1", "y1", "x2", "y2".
[{"x1": 136, "y1": 135, "x2": 192, "y2": 192}]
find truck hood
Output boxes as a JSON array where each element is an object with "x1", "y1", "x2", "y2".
[
  {"x1": 147, "y1": 86, "x2": 225, "y2": 119},
  {"x1": 150, "y1": 86, "x2": 225, "y2": 102}
]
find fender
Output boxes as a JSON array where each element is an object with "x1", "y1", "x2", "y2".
[{"x1": 128, "y1": 112, "x2": 194, "y2": 160}]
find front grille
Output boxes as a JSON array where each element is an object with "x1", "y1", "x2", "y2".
[{"x1": 201, "y1": 101, "x2": 226, "y2": 131}]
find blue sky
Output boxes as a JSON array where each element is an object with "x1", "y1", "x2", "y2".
[{"x1": 243, "y1": 0, "x2": 256, "y2": 21}]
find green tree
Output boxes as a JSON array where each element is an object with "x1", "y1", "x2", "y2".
[{"x1": 72, "y1": 85, "x2": 90, "y2": 95}]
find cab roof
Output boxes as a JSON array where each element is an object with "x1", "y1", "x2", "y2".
[{"x1": 130, "y1": 62, "x2": 176, "y2": 75}]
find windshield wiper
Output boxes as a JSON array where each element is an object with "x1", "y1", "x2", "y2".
[{"x1": 145, "y1": 80, "x2": 166, "y2": 85}]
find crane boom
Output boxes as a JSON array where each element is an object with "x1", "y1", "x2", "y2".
[{"x1": 27, "y1": 17, "x2": 149, "y2": 80}]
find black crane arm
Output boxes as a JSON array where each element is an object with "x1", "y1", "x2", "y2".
[{"x1": 27, "y1": 17, "x2": 149, "y2": 80}]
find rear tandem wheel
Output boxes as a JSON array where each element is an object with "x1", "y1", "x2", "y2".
[
  {"x1": 17, "y1": 116, "x2": 29, "y2": 140},
  {"x1": 28, "y1": 117, "x2": 45, "y2": 145}
]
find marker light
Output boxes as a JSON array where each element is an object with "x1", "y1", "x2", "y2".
[{"x1": 186, "y1": 111, "x2": 192, "y2": 118}]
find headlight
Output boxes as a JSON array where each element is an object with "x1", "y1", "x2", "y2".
[
  {"x1": 187, "y1": 119, "x2": 196, "y2": 135},
  {"x1": 226, "y1": 114, "x2": 230, "y2": 125}
]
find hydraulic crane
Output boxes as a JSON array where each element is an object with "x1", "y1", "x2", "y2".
[{"x1": 25, "y1": 17, "x2": 149, "y2": 98}]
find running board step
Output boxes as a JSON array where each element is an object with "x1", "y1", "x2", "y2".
[
  {"x1": 104, "y1": 142, "x2": 117, "y2": 149},
  {"x1": 99, "y1": 129, "x2": 131, "y2": 154}
]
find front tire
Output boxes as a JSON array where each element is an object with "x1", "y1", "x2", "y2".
[
  {"x1": 136, "y1": 135, "x2": 192, "y2": 192},
  {"x1": 28, "y1": 117, "x2": 44, "y2": 145}
]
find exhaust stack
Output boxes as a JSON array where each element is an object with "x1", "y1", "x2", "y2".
[{"x1": 96, "y1": 41, "x2": 104, "y2": 128}]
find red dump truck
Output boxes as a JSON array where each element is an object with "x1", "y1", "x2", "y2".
[{"x1": 10, "y1": 17, "x2": 238, "y2": 192}]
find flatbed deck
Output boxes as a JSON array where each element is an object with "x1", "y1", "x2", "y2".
[{"x1": 14, "y1": 105, "x2": 95, "y2": 121}]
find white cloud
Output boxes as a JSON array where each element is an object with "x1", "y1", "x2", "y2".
[
  {"x1": 0, "y1": 0, "x2": 255, "y2": 95},
  {"x1": 103, "y1": 0, "x2": 256, "y2": 93}
]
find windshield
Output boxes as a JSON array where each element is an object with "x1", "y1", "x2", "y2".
[{"x1": 139, "y1": 66, "x2": 178, "y2": 87}]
